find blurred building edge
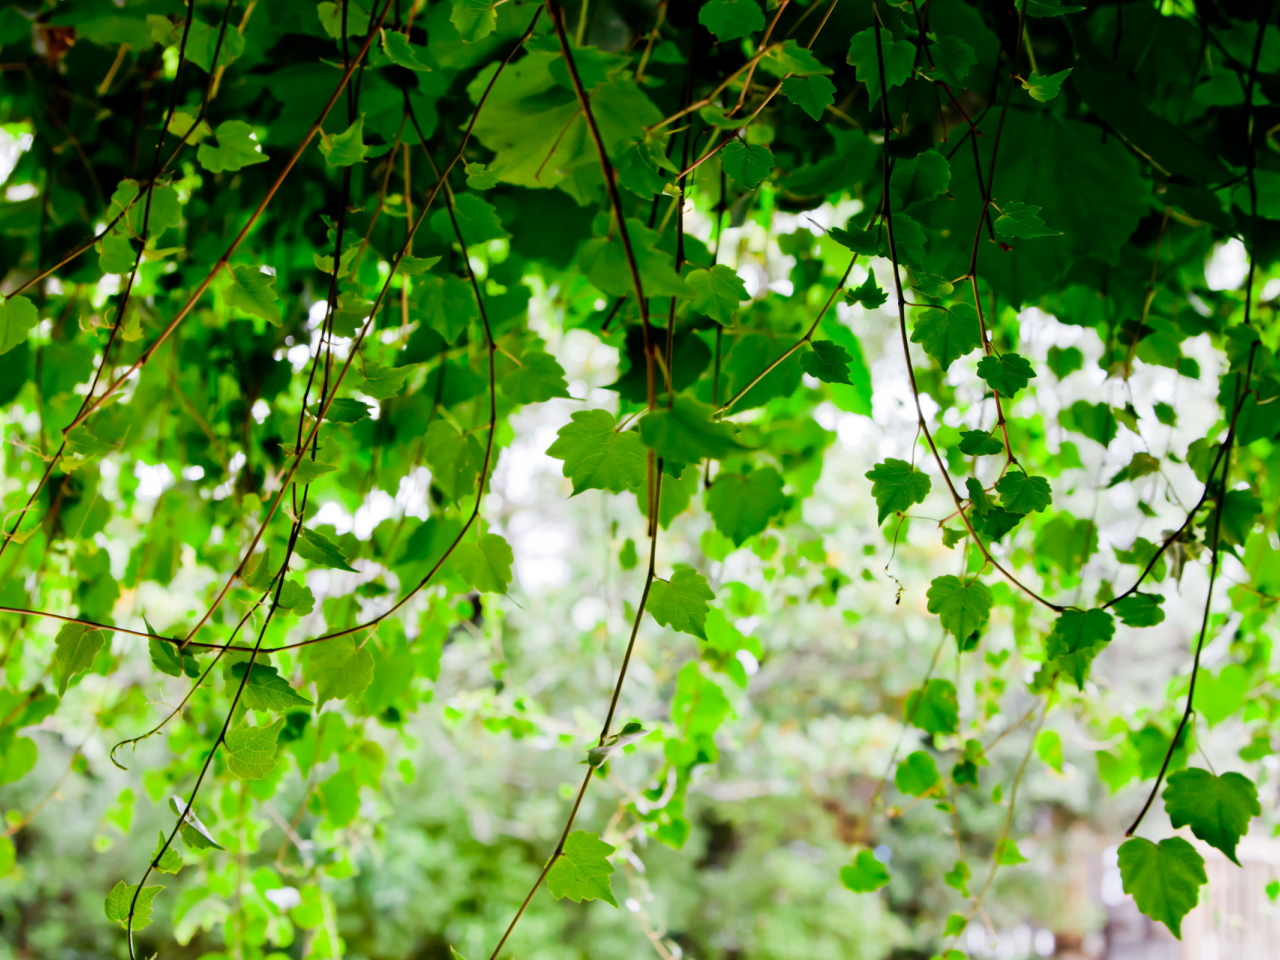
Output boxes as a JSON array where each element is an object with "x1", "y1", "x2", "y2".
[{"x1": 1101, "y1": 833, "x2": 1280, "y2": 960}]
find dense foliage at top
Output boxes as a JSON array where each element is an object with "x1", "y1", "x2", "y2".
[{"x1": 0, "y1": 0, "x2": 1278, "y2": 956}]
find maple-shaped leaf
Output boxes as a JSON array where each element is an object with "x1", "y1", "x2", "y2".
[
  {"x1": 802, "y1": 340, "x2": 855, "y2": 384},
  {"x1": 687, "y1": 264, "x2": 749, "y2": 323},
  {"x1": 993, "y1": 200, "x2": 1061, "y2": 239},
  {"x1": 895, "y1": 750, "x2": 943, "y2": 797},
  {"x1": 451, "y1": 533, "x2": 513, "y2": 594},
  {"x1": 958, "y1": 430, "x2": 1004, "y2": 456},
  {"x1": 1113, "y1": 593, "x2": 1165, "y2": 627},
  {"x1": 358, "y1": 361, "x2": 410, "y2": 401},
  {"x1": 845, "y1": 271, "x2": 888, "y2": 309},
  {"x1": 697, "y1": 0, "x2": 764, "y2": 41},
  {"x1": 424, "y1": 420, "x2": 483, "y2": 502},
  {"x1": 1048, "y1": 608, "x2": 1115, "y2": 654},
  {"x1": 381, "y1": 30, "x2": 432, "y2": 71},
  {"x1": 0, "y1": 294, "x2": 37, "y2": 355},
  {"x1": 149, "y1": 831, "x2": 182, "y2": 874},
  {"x1": 840, "y1": 850, "x2": 890, "y2": 892},
  {"x1": 995, "y1": 471, "x2": 1052, "y2": 513},
  {"x1": 647, "y1": 565, "x2": 714, "y2": 639},
  {"x1": 500, "y1": 349, "x2": 571, "y2": 404},
  {"x1": 720, "y1": 141, "x2": 774, "y2": 188},
  {"x1": 232, "y1": 662, "x2": 314, "y2": 712},
  {"x1": 926, "y1": 575, "x2": 993, "y2": 646},
  {"x1": 1118, "y1": 837, "x2": 1205, "y2": 939},
  {"x1": 905, "y1": 678, "x2": 959, "y2": 735},
  {"x1": 1021, "y1": 68, "x2": 1071, "y2": 102},
  {"x1": 104, "y1": 880, "x2": 164, "y2": 929},
  {"x1": 847, "y1": 28, "x2": 916, "y2": 105},
  {"x1": 53, "y1": 624, "x2": 104, "y2": 696},
  {"x1": 429, "y1": 193, "x2": 510, "y2": 245},
  {"x1": 1163, "y1": 768, "x2": 1260, "y2": 865},
  {"x1": 320, "y1": 115, "x2": 368, "y2": 167},
  {"x1": 295, "y1": 527, "x2": 357, "y2": 572},
  {"x1": 224, "y1": 718, "x2": 284, "y2": 780},
  {"x1": 926, "y1": 35, "x2": 976, "y2": 88},
  {"x1": 197, "y1": 120, "x2": 268, "y2": 173},
  {"x1": 450, "y1": 0, "x2": 496, "y2": 41},
  {"x1": 306, "y1": 635, "x2": 375, "y2": 708},
  {"x1": 910, "y1": 306, "x2": 981, "y2": 370},
  {"x1": 781, "y1": 75, "x2": 836, "y2": 121},
  {"x1": 976, "y1": 352, "x2": 1036, "y2": 396},
  {"x1": 225, "y1": 264, "x2": 280, "y2": 324},
  {"x1": 705, "y1": 467, "x2": 787, "y2": 545},
  {"x1": 638, "y1": 396, "x2": 744, "y2": 464},
  {"x1": 547, "y1": 409, "x2": 648, "y2": 495},
  {"x1": 865, "y1": 458, "x2": 930, "y2": 525},
  {"x1": 169, "y1": 797, "x2": 224, "y2": 851},
  {"x1": 547, "y1": 831, "x2": 618, "y2": 906}
]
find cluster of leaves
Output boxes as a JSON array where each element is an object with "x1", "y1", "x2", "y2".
[{"x1": 0, "y1": 0, "x2": 1278, "y2": 956}]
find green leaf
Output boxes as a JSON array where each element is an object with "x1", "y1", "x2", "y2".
[
  {"x1": 169, "y1": 797, "x2": 224, "y2": 851},
  {"x1": 149, "y1": 831, "x2": 182, "y2": 874},
  {"x1": 706, "y1": 467, "x2": 787, "y2": 546},
  {"x1": 451, "y1": 533, "x2": 513, "y2": 594},
  {"x1": 294, "y1": 527, "x2": 357, "y2": 572},
  {"x1": 758, "y1": 39, "x2": 832, "y2": 77},
  {"x1": 306, "y1": 635, "x2": 375, "y2": 708},
  {"x1": 196, "y1": 120, "x2": 268, "y2": 174},
  {"x1": 910, "y1": 306, "x2": 981, "y2": 370},
  {"x1": 720, "y1": 141, "x2": 774, "y2": 188},
  {"x1": 358, "y1": 361, "x2": 410, "y2": 401},
  {"x1": 1036, "y1": 729, "x2": 1063, "y2": 772},
  {"x1": 1048, "y1": 608, "x2": 1115, "y2": 655},
  {"x1": 225, "y1": 265, "x2": 280, "y2": 324},
  {"x1": 0, "y1": 294, "x2": 37, "y2": 354},
  {"x1": 1193, "y1": 664, "x2": 1247, "y2": 727},
  {"x1": 1117, "y1": 837, "x2": 1206, "y2": 939},
  {"x1": 501, "y1": 349, "x2": 571, "y2": 404},
  {"x1": 865, "y1": 458, "x2": 931, "y2": 525},
  {"x1": 892, "y1": 150, "x2": 951, "y2": 206},
  {"x1": 547, "y1": 409, "x2": 648, "y2": 495},
  {"x1": 844, "y1": 271, "x2": 887, "y2": 309},
  {"x1": 1021, "y1": 68, "x2": 1071, "y2": 102},
  {"x1": 840, "y1": 850, "x2": 890, "y2": 892},
  {"x1": 995, "y1": 839, "x2": 1027, "y2": 865},
  {"x1": 381, "y1": 29, "x2": 431, "y2": 71},
  {"x1": 149, "y1": 636, "x2": 199, "y2": 679},
  {"x1": 320, "y1": 115, "x2": 368, "y2": 167},
  {"x1": 847, "y1": 28, "x2": 916, "y2": 105},
  {"x1": 0, "y1": 835, "x2": 14, "y2": 878},
  {"x1": 1113, "y1": 593, "x2": 1165, "y2": 627},
  {"x1": 995, "y1": 471, "x2": 1052, "y2": 513},
  {"x1": 429, "y1": 193, "x2": 510, "y2": 245},
  {"x1": 52, "y1": 623, "x2": 104, "y2": 696},
  {"x1": 313, "y1": 397, "x2": 372, "y2": 423},
  {"x1": 424, "y1": 420, "x2": 483, "y2": 502},
  {"x1": 317, "y1": 1, "x2": 370, "y2": 38},
  {"x1": 781, "y1": 75, "x2": 836, "y2": 121},
  {"x1": 647, "y1": 565, "x2": 715, "y2": 639},
  {"x1": 976, "y1": 352, "x2": 1036, "y2": 396},
  {"x1": 958, "y1": 430, "x2": 1004, "y2": 456},
  {"x1": 543, "y1": 834, "x2": 621, "y2": 912},
  {"x1": 104, "y1": 880, "x2": 164, "y2": 929},
  {"x1": 802, "y1": 341, "x2": 855, "y2": 384},
  {"x1": 905, "y1": 679, "x2": 959, "y2": 735},
  {"x1": 1163, "y1": 768, "x2": 1260, "y2": 865},
  {"x1": 638, "y1": 396, "x2": 744, "y2": 464},
  {"x1": 224, "y1": 718, "x2": 284, "y2": 780},
  {"x1": 697, "y1": 0, "x2": 764, "y2": 41},
  {"x1": 585, "y1": 720, "x2": 648, "y2": 767},
  {"x1": 232, "y1": 662, "x2": 314, "y2": 712},
  {"x1": 944, "y1": 860, "x2": 970, "y2": 896},
  {"x1": 1025, "y1": 0, "x2": 1085, "y2": 16},
  {"x1": 927, "y1": 35, "x2": 977, "y2": 88},
  {"x1": 687, "y1": 264, "x2": 749, "y2": 323},
  {"x1": 450, "y1": 0, "x2": 497, "y2": 41},
  {"x1": 944, "y1": 912, "x2": 966, "y2": 937},
  {"x1": 895, "y1": 750, "x2": 943, "y2": 797},
  {"x1": 993, "y1": 200, "x2": 1061, "y2": 239},
  {"x1": 926, "y1": 575, "x2": 993, "y2": 646},
  {"x1": 580, "y1": 218, "x2": 695, "y2": 300}
]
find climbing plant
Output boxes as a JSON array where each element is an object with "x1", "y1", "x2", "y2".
[{"x1": 0, "y1": 0, "x2": 1278, "y2": 956}]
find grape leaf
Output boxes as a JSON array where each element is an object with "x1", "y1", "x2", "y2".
[
  {"x1": 1113, "y1": 593, "x2": 1165, "y2": 627},
  {"x1": 1163, "y1": 768, "x2": 1259, "y2": 865},
  {"x1": 232, "y1": 662, "x2": 314, "y2": 712},
  {"x1": 381, "y1": 29, "x2": 431, "y2": 71},
  {"x1": 104, "y1": 880, "x2": 164, "y2": 929},
  {"x1": 451, "y1": 533, "x2": 513, "y2": 594},
  {"x1": 720, "y1": 141, "x2": 774, "y2": 188},
  {"x1": 0, "y1": 294, "x2": 38, "y2": 354},
  {"x1": 450, "y1": 0, "x2": 496, "y2": 41},
  {"x1": 995, "y1": 472, "x2": 1052, "y2": 513},
  {"x1": 320, "y1": 116, "x2": 368, "y2": 167},
  {"x1": 910, "y1": 306, "x2": 981, "y2": 370},
  {"x1": 905, "y1": 679, "x2": 959, "y2": 735},
  {"x1": 197, "y1": 120, "x2": 268, "y2": 173},
  {"x1": 224, "y1": 719, "x2": 284, "y2": 780},
  {"x1": 926, "y1": 575, "x2": 993, "y2": 646},
  {"x1": 959, "y1": 430, "x2": 1004, "y2": 456},
  {"x1": 500, "y1": 349, "x2": 571, "y2": 404},
  {"x1": 697, "y1": 0, "x2": 764, "y2": 41},
  {"x1": 638, "y1": 396, "x2": 744, "y2": 463},
  {"x1": 1117, "y1": 836, "x2": 1206, "y2": 939},
  {"x1": 976, "y1": 352, "x2": 1036, "y2": 396},
  {"x1": 705, "y1": 467, "x2": 787, "y2": 545},
  {"x1": 993, "y1": 200, "x2": 1061, "y2": 238},
  {"x1": 295, "y1": 527, "x2": 358, "y2": 572},
  {"x1": 781, "y1": 75, "x2": 836, "y2": 121},
  {"x1": 149, "y1": 831, "x2": 182, "y2": 874},
  {"x1": 845, "y1": 271, "x2": 887, "y2": 308},
  {"x1": 865, "y1": 458, "x2": 931, "y2": 525},
  {"x1": 647, "y1": 565, "x2": 715, "y2": 639},
  {"x1": 547, "y1": 409, "x2": 648, "y2": 495},
  {"x1": 840, "y1": 850, "x2": 890, "y2": 892},
  {"x1": 306, "y1": 635, "x2": 375, "y2": 708},
  {"x1": 52, "y1": 623, "x2": 104, "y2": 696},
  {"x1": 225, "y1": 265, "x2": 280, "y2": 324},
  {"x1": 847, "y1": 28, "x2": 916, "y2": 105},
  {"x1": 687, "y1": 264, "x2": 749, "y2": 323},
  {"x1": 546, "y1": 831, "x2": 618, "y2": 906},
  {"x1": 802, "y1": 340, "x2": 855, "y2": 384},
  {"x1": 896, "y1": 750, "x2": 943, "y2": 797},
  {"x1": 1020, "y1": 68, "x2": 1072, "y2": 103}
]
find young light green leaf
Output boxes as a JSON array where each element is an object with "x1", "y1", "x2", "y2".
[
  {"x1": 647, "y1": 566, "x2": 715, "y2": 639},
  {"x1": 1048, "y1": 608, "x2": 1115, "y2": 655},
  {"x1": 359, "y1": 361, "x2": 410, "y2": 401},
  {"x1": 295, "y1": 527, "x2": 358, "y2": 572},
  {"x1": 53, "y1": 623, "x2": 104, "y2": 696},
  {"x1": 976, "y1": 352, "x2": 1036, "y2": 396},
  {"x1": 705, "y1": 467, "x2": 787, "y2": 546},
  {"x1": 638, "y1": 396, "x2": 744, "y2": 463},
  {"x1": 585, "y1": 720, "x2": 648, "y2": 768},
  {"x1": 911, "y1": 306, "x2": 981, "y2": 370},
  {"x1": 169, "y1": 797, "x2": 223, "y2": 851},
  {"x1": 1113, "y1": 593, "x2": 1165, "y2": 627},
  {"x1": 196, "y1": 120, "x2": 268, "y2": 173},
  {"x1": 104, "y1": 880, "x2": 164, "y2": 929},
  {"x1": 847, "y1": 28, "x2": 916, "y2": 104},
  {"x1": 547, "y1": 409, "x2": 648, "y2": 495},
  {"x1": 547, "y1": 831, "x2": 618, "y2": 906},
  {"x1": 993, "y1": 201, "x2": 1061, "y2": 239},
  {"x1": 451, "y1": 533, "x2": 513, "y2": 594},
  {"x1": 687, "y1": 264, "x2": 749, "y2": 323},
  {"x1": 845, "y1": 271, "x2": 888, "y2": 309},
  {"x1": 905, "y1": 678, "x2": 959, "y2": 735},
  {"x1": 320, "y1": 115, "x2": 368, "y2": 167},
  {"x1": 306, "y1": 634, "x2": 375, "y2": 708},
  {"x1": 501, "y1": 350, "x2": 571, "y2": 404},
  {"x1": 149, "y1": 831, "x2": 182, "y2": 874},
  {"x1": 840, "y1": 850, "x2": 890, "y2": 892},
  {"x1": 1117, "y1": 837, "x2": 1206, "y2": 939},
  {"x1": 995, "y1": 471, "x2": 1052, "y2": 513},
  {"x1": 450, "y1": 0, "x2": 497, "y2": 42},
  {"x1": 0, "y1": 294, "x2": 37, "y2": 355},
  {"x1": 896, "y1": 750, "x2": 944, "y2": 797},
  {"x1": 865, "y1": 458, "x2": 931, "y2": 525},
  {"x1": 232, "y1": 662, "x2": 314, "y2": 712},
  {"x1": 926, "y1": 575, "x2": 993, "y2": 646},
  {"x1": 944, "y1": 860, "x2": 970, "y2": 896},
  {"x1": 1163, "y1": 768, "x2": 1260, "y2": 865},
  {"x1": 958, "y1": 430, "x2": 1004, "y2": 456},
  {"x1": 781, "y1": 75, "x2": 836, "y2": 121},
  {"x1": 424, "y1": 420, "x2": 483, "y2": 502},
  {"x1": 225, "y1": 265, "x2": 280, "y2": 324},
  {"x1": 720, "y1": 140, "x2": 774, "y2": 188},
  {"x1": 1021, "y1": 68, "x2": 1071, "y2": 102},
  {"x1": 224, "y1": 718, "x2": 284, "y2": 780},
  {"x1": 381, "y1": 29, "x2": 432, "y2": 71}
]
